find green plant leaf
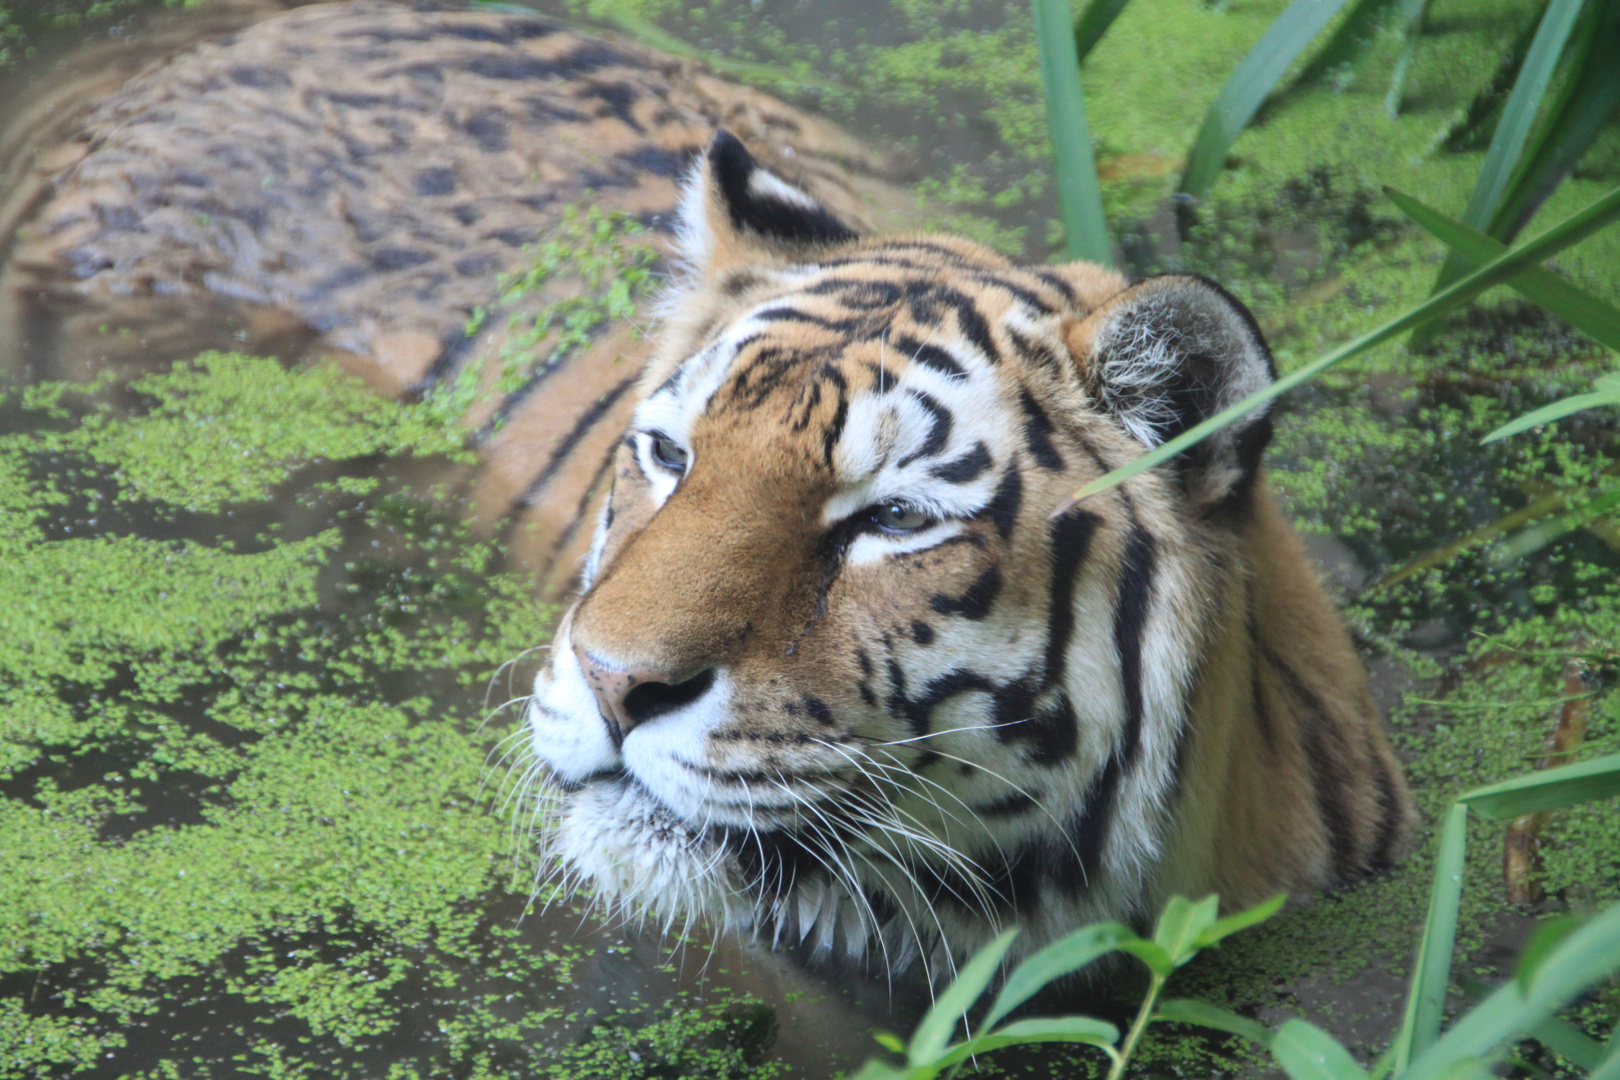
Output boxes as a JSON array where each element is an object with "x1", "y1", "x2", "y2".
[
  {"x1": 1117, "y1": 936, "x2": 1176, "y2": 978},
  {"x1": 1155, "y1": 999, "x2": 1273, "y2": 1047},
  {"x1": 1517, "y1": 917, "x2": 1584, "y2": 988},
  {"x1": 933, "y1": 1016, "x2": 1121, "y2": 1068},
  {"x1": 872, "y1": 1030, "x2": 907, "y2": 1054},
  {"x1": 1488, "y1": 0, "x2": 1620, "y2": 239},
  {"x1": 908, "y1": 928, "x2": 1019, "y2": 1067},
  {"x1": 850, "y1": 1061, "x2": 910, "y2": 1080},
  {"x1": 1073, "y1": 0, "x2": 1133, "y2": 63},
  {"x1": 1178, "y1": 0, "x2": 1357, "y2": 200},
  {"x1": 1460, "y1": 752, "x2": 1620, "y2": 819},
  {"x1": 1592, "y1": 1039, "x2": 1620, "y2": 1080},
  {"x1": 1483, "y1": 372, "x2": 1620, "y2": 442},
  {"x1": 1270, "y1": 1019, "x2": 1370, "y2": 1080},
  {"x1": 1033, "y1": 0, "x2": 1112, "y2": 264},
  {"x1": 1489, "y1": 484, "x2": 1620, "y2": 565},
  {"x1": 1386, "y1": 188, "x2": 1620, "y2": 352},
  {"x1": 1406, "y1": 902, "x2": 1620, "y2": 1080},
  {"x1": 1394, "y1": 802, "x2": 1470, "y2": 1073},
  {"x1": 1154, "y1": 893, "x2": 1221, "y2": 966},
  {"x1": 1297, "y1": 0, "x2": 1398, "y2": 87},
  {"x1": 1052, "y1": 184, "x2": 1620, "y2": 513},
  {"x1": 1195, "y1": 893, "x2": 1287, "y2": 948},
  {"x1": 1384, "y1": 0, "x2": 1431, "y2": 115},
  {"x1": 982, "y1": 921, "x2": 1135, "y2": 1030},
  {"x1": 1430, "y1": 0, "x2": 1587, "y2": 291},
  {"x1": 1460, "y1": 976, "x2": 1608, "y2": 1069}
]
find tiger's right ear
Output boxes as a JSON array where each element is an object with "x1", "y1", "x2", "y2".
[
  {"x1": 1064, "y1": 274, "x2": 1277, "y2": 513},
  {"x1": 675, "y1": 130, "x2": 858, "y2": 279}
]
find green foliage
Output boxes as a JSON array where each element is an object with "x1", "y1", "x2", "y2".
[
  {"x1": 1033, "y1": 0, "x2": 1112, "y2": 263},
  {"x1": 855, "y1": 766, "x2": 1620, "y2": 1080},
  {"x1": 1059, "y1": 183, "x2": 1620, "y2": 510},
  {"x1": 0, "y1": 355, "x2": 778, "y2": 1079}
]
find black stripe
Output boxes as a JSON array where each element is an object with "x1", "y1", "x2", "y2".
[
  {"x1": 894, "y1": 335, "x2": 966, "y2": 379},
  {"x1": 708, "y1": 130, "x2": 857, "y2": 245},
  {"x1": 1004, "y1": 325, "x2": 1064, "y2": 377},
  {"x1": 1042, "y1": 508, "x2": 1103, "y2": 685},
  {"x1": 1036, "y1": 270, "x2": 1078, "y2": 304},
  {"x1": 1113, "y1": 526, "x2": 1157, "y2": 770},
  {"x1": 1368, "y1": 742, "x2": 1407, "y2": 872},
  {"x1": 896, "y1": 390, "x2": 951, "y2": 468},
  {"x1": 547, "y1": 437, "x2": 621, "y2": 557},
  {"x1": 968, "y1": 272, "x2": 1056, "y2": 314},
  {"x1": 1017, "y1": 388, "x2": 1066, "y2": 471},
  {"x1": 930, "y1": 565, "x2": 1002, "y2": 620},
  {"x1": 518, "y1": 374, "x2": 638, "y2": 505},
  {"x1": 1265, "y1": 646, "x2": 1359, "y2": 882},
  {"x1": 1048, "y1": 750, "x2": 1124, "y2": 893},
  {"x1": 976, "y1": 792, "x2": 1038, "y2": 817},
  {"x1": 930, "y1": 441, "x2": 992, "y2": 483},
  {"x1": 984, "y1": 465, "x2": 1022, "y2": 542},
  {"x1": 886, "y1": 663, "x2": 995, "y2": 738}
]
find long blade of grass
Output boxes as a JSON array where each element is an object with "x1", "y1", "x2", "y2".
[
  {"x1": 1459, "y1": 751, "x2": 1620, "y2": 820},
  {"x1": 1431, "y1": 0, "x2": 1588, "y2": 290},
  {"x1": 1490, "y1": 0, "x2": 1620, "y2": 238},
  {"x1": 1595, "y1": 1042, "x2": 1620, "y2": 1080},
  {"x1": 1298, "y1": 0, "x2": 1400, "y2": 87},
  {"x1": 1393, "y1": 802, "x2": 1470, "y2": 1073},
  {"x1": 1406, "y1": 902, "x2": 1620, "y2": 1080},
  {"x1": 1052, "y1": 184, "x2": 1620, "y2": 514},
  {"x1": 1438, "y1": 0, "x2": 1549, "y2": 150},
  {"x1": 1074, "y1": 0, "x2": 1134, "y2": 63},
  {"x1": 1178, "y1": 0, "x2": 1358, "y2": 201},
  {"x1": 1460, "y1": 977, "x2": 1609, "y2": 1069},
  {"x1": 1034, "y1": 0, "x2": 1112, "y2": 265},
  {"x1": 1384, "y1": 0, "x2": 1432, "y2": 115},
  {"x1": 1484, "y1": 385, "x2": 1620, "y2": 443},
  {"x1": 1154, "y1": 999, "x2": 1273, "y2": 1047},
  {"x1": 1387, "y1": 187, "x2": 1620, "y2": 351},
  {"x1": 1489, "y1": 484, "x2": 1620, "y2": 564}
]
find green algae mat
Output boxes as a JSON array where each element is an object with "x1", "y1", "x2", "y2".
[{"x1": 0, "y1": 355, "x2": 787, "y2": 1079}]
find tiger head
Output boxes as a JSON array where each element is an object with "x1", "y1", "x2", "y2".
[{"x1": 523, "y1": 132, "x2": 1412, "y2": 970}]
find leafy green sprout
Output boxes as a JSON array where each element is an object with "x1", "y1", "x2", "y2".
[{"x1": 855, "y1": 752, "x2": 1620, "y2": 1080}]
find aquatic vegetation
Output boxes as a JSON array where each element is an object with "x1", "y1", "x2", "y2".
[{"x1": 0, "y1": 355, "x2": 780, "y2": 1079}]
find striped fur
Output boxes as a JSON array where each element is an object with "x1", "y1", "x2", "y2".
[{"x1": 521, "y1": 134, "x2": 1415, "y2": 972}]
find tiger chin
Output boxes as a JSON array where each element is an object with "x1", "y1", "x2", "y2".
[{"x1": 522, "y1": 130, "x2": 1416, "y2": 975}]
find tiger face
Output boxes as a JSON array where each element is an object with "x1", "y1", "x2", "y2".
[{"x1": 523, "y1": 132, "x2": 1413, "y2": 970}]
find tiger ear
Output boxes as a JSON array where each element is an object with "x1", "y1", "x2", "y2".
[
  {"x1": 675, "y1": 130, "x2": 858, "y2": 279},
  {"x1": 1064, "y1": 274, "x2": 1276, "y2": 513}
]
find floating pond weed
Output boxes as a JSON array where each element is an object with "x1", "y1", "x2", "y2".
[{"x1": 0, "y1": 355, "x2": 782, "y2": 1079}]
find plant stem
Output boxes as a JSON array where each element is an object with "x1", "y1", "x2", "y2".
[{"x1": 1106, "y1": 972, "x2": 1165, "y2": 1080}]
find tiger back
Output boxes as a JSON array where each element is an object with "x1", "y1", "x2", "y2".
[{"x1": 522, "y1": 132, "x2": 1416, "y2": 969}]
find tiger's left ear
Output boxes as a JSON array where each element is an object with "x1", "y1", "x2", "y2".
[
  {"x1": 1065, "y1": 274, "x2": 1277, "y2": 513},
  {"x1": 675, "y1": 130, "x2": 858, "y2": 279}
]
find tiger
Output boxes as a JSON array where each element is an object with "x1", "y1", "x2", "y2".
[{"x1": 522, "y1": 130, "x2": 1417, "y2": 972}]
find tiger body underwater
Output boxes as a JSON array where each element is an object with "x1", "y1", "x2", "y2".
[{"x1": 525, "y1": 132, "x2": 1417, "y2": 971}]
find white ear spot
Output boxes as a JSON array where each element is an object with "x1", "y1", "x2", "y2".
[{"x1": 747, "y1": 167, "x2": 819, "y2": 210}]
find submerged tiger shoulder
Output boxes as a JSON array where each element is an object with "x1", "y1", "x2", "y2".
[{"x1": 525, "y1": 132, "x2": 1417, "y2": 969}]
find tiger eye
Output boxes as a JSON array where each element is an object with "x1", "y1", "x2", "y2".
[
  {"x1": 650, "y1": 433, "x2": 689, "y2": 474},
  {"x1": 870, "y1": 503, "x2": 932, "y2": 533}
]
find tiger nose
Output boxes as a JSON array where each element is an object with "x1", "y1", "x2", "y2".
[{"x1": 572, "y1": 645, "x2": 716, "y2": 745}]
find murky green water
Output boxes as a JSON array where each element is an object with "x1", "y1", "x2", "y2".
[{"x1": 1, "y1": 0, "x2": 1617, "y2": 1077}]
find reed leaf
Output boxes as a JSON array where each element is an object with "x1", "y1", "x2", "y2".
[
  {"x1": 1178, "y1": 0, "x2": 1357, "y2": 201},
  {"x1": 1052, "y1": 184, "x2": 1620, "y2": 514},
  {"x1": 1034, "y1": 0, "x2": 1113, "y2": 264},
  {"x1": 1387, "y1": 187, "x2": 1620, "y2": 351},
  {"x1": 908, "y1": 927, "x2": 1018, "y2": 1066},
  {"x1": 1484, "y1": 372, "x2": 1620, "y2": 443},
  {"x1": 1394, "y1": 802, "x2": 1470, "y2": 1071},
  {"x1": 1384, "y1": 0, "x2": 1431, "y2": 115},
  {"x1": 1459, "y1": 751, "x2": 1620, "y2": 819},
  {"x1": 1431, "y1": 0, "x2": 1588, "y2": 291},
  {"x1": 1488, "y1": 0, "x2": 1620, "y2": 239}
]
